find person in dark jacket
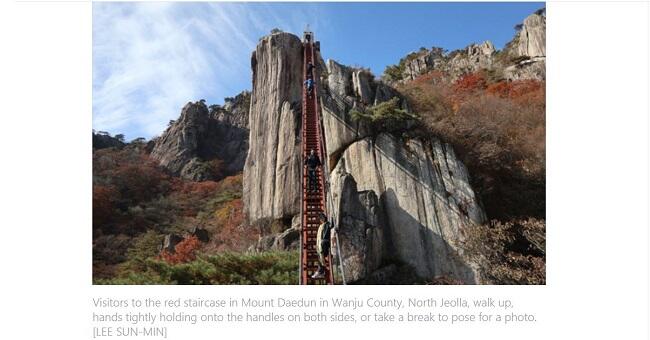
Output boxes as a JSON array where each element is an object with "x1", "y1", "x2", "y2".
[
  {"x1": 304, "y1": 149, "x2": 321, "y2": 192},
  {"x1": 307, "y1": 62, "x2": 315, "y2": 78}
]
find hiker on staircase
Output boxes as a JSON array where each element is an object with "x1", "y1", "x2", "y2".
[
  {"x1": 307, "y1": 62, "x2": 315, "y2": 78},
  {"x1": 312, "y1": 213, "x2": 336, "y2": 279},
  {"x1": 304, "y1": 77, "x2": 314, "y2": 98},
  {"x1": 304, "y1": 149, "x2": 321, "y2": 193}
]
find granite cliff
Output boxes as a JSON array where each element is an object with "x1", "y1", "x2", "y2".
[
  {"x1": 242, "y1": 32, "x2": 304, "y2": 225},
  {"x1": 241, "y1": 31, "x2": 486, "y2": 283}
]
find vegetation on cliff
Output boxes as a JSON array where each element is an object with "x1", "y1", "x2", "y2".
[
  {"x1": 393, "y1": 69, "x2": 546, "y2": 283},
  {"x1": 397, "y1": 70, "x2": 545, "y2": 220},
  {"x1": 349, "y1": 97, "x2": 418, "y2": 132}
]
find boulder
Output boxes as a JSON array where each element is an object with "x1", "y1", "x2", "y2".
[
  {"x1": 468, "y1": 41, "x2": 495, "y2": 57},
  {"x1": 160, "y1": 234, "x2": 184, "y2": 253},
  {"x1": 330, "y1": 174, "x2": 386, "y2": 282},
  {"x1": 366, "y1": 264, "x2": 397, "y2": 284},
  {"x1": 251, "y1": 218, "x2": 300, "y2": 252},
  {"x1": 190, "y1": 227, "x2": 210, "y2": 243},
  {"x1": 254, "y1": 235, "x2": 276, "y2": 252},
  {"x1": 321, "y1": 57, "x2": 407, "y2": 169},
  {"x1": 273, "y1": 227, "x2": 300, "y2": 250},
  {"x1": 446, "y1": 41, "x2": 496, "y2": 79}
]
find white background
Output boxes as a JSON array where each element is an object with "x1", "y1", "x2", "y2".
[{"x1": 0, "y1": 1, "x2": 648, "y2": 339}]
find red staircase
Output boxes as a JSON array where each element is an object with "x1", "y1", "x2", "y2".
[{"x1": 300, "y1": 33, "x2": 334, "y2": 285}]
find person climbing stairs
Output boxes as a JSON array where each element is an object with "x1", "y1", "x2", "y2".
[{"x1": 300, "y1": 30, "x2": 334, "y2": 285}]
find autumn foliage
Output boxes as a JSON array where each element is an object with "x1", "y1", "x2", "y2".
[
  {"x1": 206, "y1": 198, "x2": 255, "y2": 252},
  {"x1": 93, "y1": 142, "x2": 255, "y2": 281},
  {"x1": 168, "y1": 180, "x2": 219, "y2": 217},
  {"x1": 399, "y1": 70, "x2": 546, "y2": 219},
  {"x1": 486, "y1": 79, "x2": 544, "y2": 105},
  {"x1": 452, "y1": 72, "x2": 487, "y2": 94},
  {"x1": 159, "y1": 236, "x2": 202, "y2": 264}
]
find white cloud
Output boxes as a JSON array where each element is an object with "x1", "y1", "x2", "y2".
[{"x1": 93, "y1": 2, "x2": 296, "y2": 140}]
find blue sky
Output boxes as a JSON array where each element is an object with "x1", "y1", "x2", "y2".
[{"x1": 93, "y1": 2, "x2": 544, "y2": 140}]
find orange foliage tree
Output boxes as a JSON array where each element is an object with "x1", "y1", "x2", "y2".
[
  {"x1": 486, "y1": 79, "x2": 544, "y2": 101},
  {"x1": 453, "y1": 72, "x2": 487, "y2": 94},
  {"x1": 159, "y1": 236, "x2": 201, "y2": 264},
  {"x1": 210, "y1": 199, "x2": 253, "y2": 251}
]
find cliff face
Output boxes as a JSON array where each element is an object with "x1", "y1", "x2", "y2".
[
  {"x1": 503, "y1": 12, "x2": 546, "y2": 80},
  {"x1": 242, "y1": 31, "x2": 486, "y2": 283},
  {"x1": 242, "y1": 32, "x2": 304, "y2": 225},
  {"x1": 150, "y1": 91, "x2": 250, "y2": 181},
  {"x1": 327, "y1": 135, "x2": 485, "y2": 282},
  {"x1": 513, "y1": 12, "x2": 546, "y2": 58},
  {"x1": 320, "y1": 59, "x2": 485, "y2": 282}
]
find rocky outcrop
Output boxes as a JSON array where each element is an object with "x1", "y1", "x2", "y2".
[
  {"x1": 151, "y1": 92, "x2": 250, "y2": 181},
  {"x1": 512, "y1": 12, "x2": 546, "y2": 58},
  {"x1": 402, "y1": 48, "x2": 444, "y2": 81},
  {"x1": 242, "y1": 32, "x2": 304, "y2": 225},
  {"x1": 397, "y1": 41, "x2": 496, "y2": 82},
  {"x1": 503, "y1": 12, "x2": 546, "y2": 80},
  {"x1": 387, "y1": 10, "x2": 545, "y2": 82},
  {"x1": 503, "y1": 56, "x2": 546, "y2": 81},
  {"x1": 211, "y1": 92, "x2": 250, "y2": 129},
  {"x1": 447, "y1": 41, "x2": 496, "y2": 77}
]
